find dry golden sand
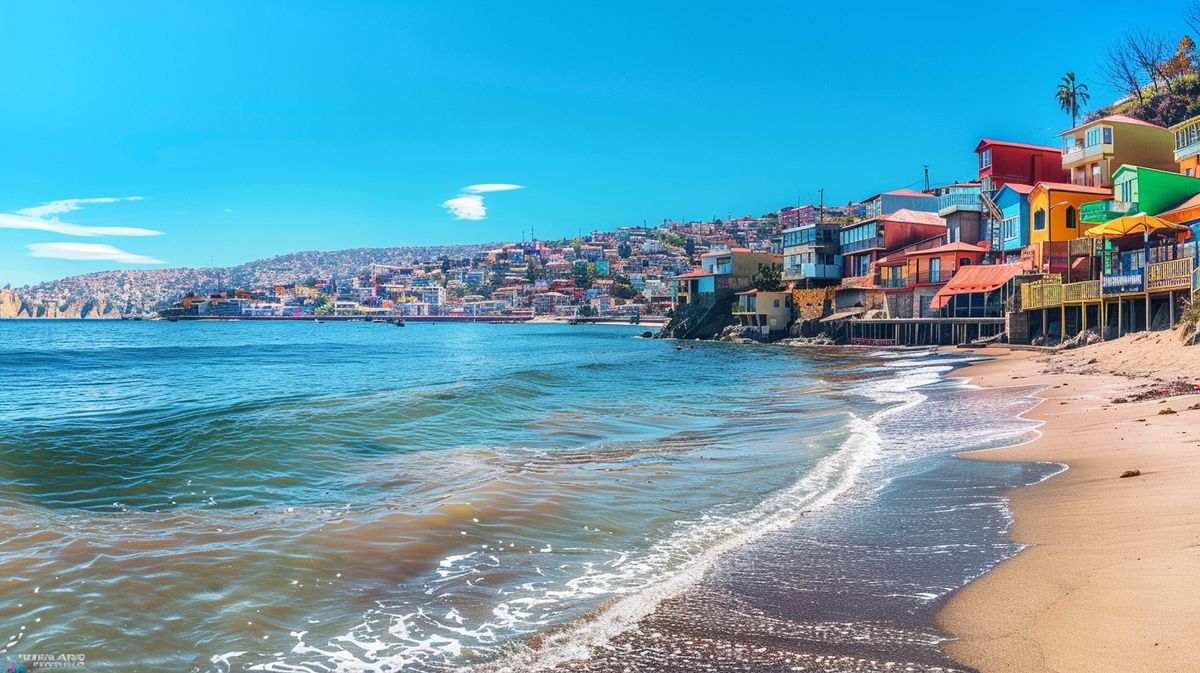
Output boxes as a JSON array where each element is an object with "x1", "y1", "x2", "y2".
[{"x1": 938, "y1": 336, "x2": 1200, "y2": 673}]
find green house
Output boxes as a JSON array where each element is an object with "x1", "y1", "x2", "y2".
[{"x1": 1081, "y1": 165, "x2": 1200, "y2": 223}]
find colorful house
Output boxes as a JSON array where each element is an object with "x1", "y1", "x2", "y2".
[
  {"x1": 1169, "y1": 114, "x2": 1200, "y2": 176},
  {"x1": 1081, "y1": 165, "x2": 1200, "y2": 223},
  {"x1": 992, "y1": 183, "x2": 1035, "y2": 258},
  {"x1": 1028, "y1": 182, "x2": 1112, "y2": 272},
  {"x1": 671, "y1": 248, "x2": 783, "y2": 305},
  {"x1": 861, "y1": 189, "x2": 939, "y2": 218},
  {"x1": 781, "y1": 222, "x2": 842, "y2": 288},
  {"x1": 1058, "y1": 115, "x2": 1175, "y2": 188},
  {"x1": 975, "y1": 139, "x2": 1068, "y2": 192},
  {"x1": 840, "y1": 209, "x2": 946, "y2": 279},
  {"x1": 733, "y1": 289, "x2": 793, "y2": 338},
  {"x1": 934, "y1": 183, "x2": 984, "y2": 244}
]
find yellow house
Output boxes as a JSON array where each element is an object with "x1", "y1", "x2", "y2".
[
  {"x1": 1169, "y1": 114, "x2": 1200, "y2": 176},
  {"x1": 1059, "y1": 115, "x2": 1175, "y2": 187},
  {"x1": 1028, "y1": 182, "x2": 1112, "y2": 272},
  {"x1": 733, "y1": 289, "x2": 793, "y2": 337},
  {"x1": 671, "y1": 248, "x2": 783, "y2": 305}
]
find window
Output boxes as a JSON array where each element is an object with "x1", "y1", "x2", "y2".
[
  {"x1": 1102, "y1": 127, "x2": 1112, "y2": 144},
  {"x1": 980, "y1": 149, "x2": 992, "y2": 168},
  {"x1": 773, "y1": 299, "x2": 780, "y2": 308},
  {"x1": 929, "y1": 258, "x2": 941, "y2": 283},
  {"x1": 1120, "y1": 179, "x2": 1134, "y2": 203},
  {"x1": 1034, "y1": 208, "x2": 1046, "y2": 230},
  {"x1": 960, "y1": 257, "x2": 972, "y2": 266},
  {"x1": 1065, "y1": 206, "x2": 1077, "y2": 229},
  {"x1": 1188, "y1": 168, "x2": 1195, "y2": 177}
]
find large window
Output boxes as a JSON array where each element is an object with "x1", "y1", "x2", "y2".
[
  {"x1": 1065, "y1": 206, "x2": 1077, "y2": 229},
  {"x1": 1034, "y1": 208, "x2": 1046, "y2": 230},
  {"x1": 1102, "y1": 127, "x2": 1113, "y2": 144},
  {"x1": 979, "y1": 149, "x2": 992, "y2": 168}
]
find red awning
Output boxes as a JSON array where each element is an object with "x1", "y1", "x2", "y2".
[{"x1": 928, "y1": 263, "x2": 1022, "y2": 310}]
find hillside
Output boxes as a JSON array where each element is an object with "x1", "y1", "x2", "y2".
[{"x1": 1, "y1": 243, "x2": 495, "y2": 318}]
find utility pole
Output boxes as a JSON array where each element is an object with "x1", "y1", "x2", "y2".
[{"x1": 818, "y1": 188, "x2": 825, "y2": 222}]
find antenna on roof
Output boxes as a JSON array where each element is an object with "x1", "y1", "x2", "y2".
[{"x1": 923, "y1": 166, "x2": 930, "y2": 192}]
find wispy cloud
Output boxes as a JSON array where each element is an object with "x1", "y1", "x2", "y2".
[
  {"x1": 0, "y1": 213, "x2": 162, "y2": 237},
  {"x1": 441, "y1": 183, "x2": 524, "y2": 220},
  {"x1": 27, "y1": 242, "x2": 164, "y2": 264},
  {"x1": 17, "y1": 196, "x2": 144, "y2": 218},
  {"x1": 463, "y1": 184, "x2": 524, "y2": 194},
  {"x1": 441, "y1": 194, "x2": 487, "y2": 220}
]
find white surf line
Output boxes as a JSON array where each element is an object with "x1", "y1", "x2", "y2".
[{"x1": 471, "y1": 368, "x2": 933, "y2": 673}]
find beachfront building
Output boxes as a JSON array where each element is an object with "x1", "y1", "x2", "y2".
[
  {"x1": 975, "y1": 139, "x2": 1067, "y2": 192},
  {"x1": 992, "y1": 183, "x2": 1035, "y2": 261},
  {"x1": 1059, "y1": 115, "x2": 1175, "y2": 188},
  {"x1": 935, "y1": 183, "x2": 984, "y2": 244},
  {"x1": 1169, "y1": 114, "x2": 1200, "y2": 176},
  {"x1": 1028, "y1": 182, "x2": 1113, "y2": 273},
  {"x1": 781, "y1": 221, "x2": 842, "y2": 288},
  {"x1": 1080, "y1": 165, "x2": 1200, "y2": 225},
  {"x1": 839, "y1": 209, "x2": 947, "y2": 281},
  {"x1": 671, "y1": 248, "x2": 782, "y2": 305},
  {"x1": 861, "y1": 189, "x2": 939, "y2": 218},
  {"x1": 732, "y1": 289, "x2": 793, "y2": 338}
]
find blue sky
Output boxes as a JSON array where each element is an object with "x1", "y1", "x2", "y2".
[{"x1": 0, "y1": 1, "x2": 1189, "y2": 286}]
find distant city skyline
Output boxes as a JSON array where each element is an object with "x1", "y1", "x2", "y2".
[{"x1": 0, "y1": 1, "x2": 1190, "y2": 286}]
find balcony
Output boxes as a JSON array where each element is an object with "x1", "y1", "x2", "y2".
[
  {"x1": 1021, "y1": 275, "x2": 1063, "y2": 310},
  {"x1": 1102, "y1": 272, "x2": 1144, "y2": 294},
  {"x1": 840, "y1": 236, "x2": 883, "y2": 254},
  {"x1": 1146, "y1": 257, "x2": 1193, "y2": 291},
  {"x1": 1063, "y1": 279, "x2": 1101, "y2": 302},
  {"x1": 937, "y1": 191, "x2": 982, "y2": 215},
  {"x1": 1062, "y1": 144, "x2": 1085, "y2": 164},
  {"x1": 1080, "y1": 199, "x2": 1137, "y2": 223},
  {"x1": 783, "y1": 262, "x2": 842, "y2": 281}
]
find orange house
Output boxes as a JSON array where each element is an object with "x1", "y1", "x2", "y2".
[
  {"x1": 1028, "y1": 182, "x2": 1112, "y2": 273},
  {"x1": 905, "y1": 241, "x2": 988, "y2": 287}
]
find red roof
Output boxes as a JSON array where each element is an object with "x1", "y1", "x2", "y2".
[
  {"x1": 672, "y1": 269, "x2": 709, "y2": 279},
  {"x1": 974, "y1": 138, "x2": 1061, "y2": 153},
  {"x1": 863, "y1": 188, "x2": 934, "y2": 202},
  {"x1": 1059, "y1": 114, "x2": 1165, "y2": 135},
  {"x1": 928, "y1": 263, "x2": 1022, "y2": 310},
  {"x1": 1002, "y1": 183, "x2": 1036, "y2": 195},
  {"x1": 907, "y1": 241, "x2": 988, "y2": 257},
  {"x1": 883, "y1": 208, "x2": 947, "y2": 226},
  {"x1": 1031, "y1": 181, "x2": 1112, "y2": 196},
  {"x1": 1160, "y1": 193, "x2": 1200, "y2": 218}
]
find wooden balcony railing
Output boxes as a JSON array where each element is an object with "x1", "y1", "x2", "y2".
[
  {"x1": 1146, "y1": 257, "x2": 1193, "y2": 291},
  {"x1": 1021, "y1": 275, "x2": 1063, "y2": 310},
  {"x1": 1063, "y1": 279, "x2": 1101, "y2": 302}
]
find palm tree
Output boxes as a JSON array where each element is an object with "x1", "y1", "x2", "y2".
[{"x1": 1056, "y1": 72, "x2": 1091, "y2": 128}]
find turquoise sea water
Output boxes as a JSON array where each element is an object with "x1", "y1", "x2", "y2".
[{"x1": 0, "y1": 322, "x2": 1054, "y2": 672}]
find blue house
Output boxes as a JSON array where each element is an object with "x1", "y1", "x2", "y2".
[{"x1": 991, "y1": 183, "x2": 1034, "y2": 260}]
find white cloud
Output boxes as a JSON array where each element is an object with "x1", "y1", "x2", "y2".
[
  {"x1": 0, "y1": 213, "x2": 162, "y2": 237},
  {"x1": 17, "y1": 196, "x2": 144, "y2": 218},
  {"x1": 441, "y1": 183, "x2": 524, "y2": 220},
  {"x1": 441, "y1": 194, "x2": 487, "y2": 220},
  {"x1": 26, "y1": 242, "x2": 164, "y2": 264},
  {"x1": 463, "y1": 184, "x2": 524, "y2": 194}
]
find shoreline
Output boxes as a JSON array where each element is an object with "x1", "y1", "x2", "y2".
[{"x1": 937, "y1": 337, "x2": 1200, "y2": 672}]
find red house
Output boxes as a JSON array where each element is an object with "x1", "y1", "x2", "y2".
[{"x1": 975, "y1": 139, "x2": 1067, "y2": 192}]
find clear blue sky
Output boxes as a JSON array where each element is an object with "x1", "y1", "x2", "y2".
[{"x1": 0, "y1": 1, "x2": 1189, "y2": 286}]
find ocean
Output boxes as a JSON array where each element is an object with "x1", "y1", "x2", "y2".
[{"x1": 0, "y1": 321, "x2": 1058, "y2": 672}]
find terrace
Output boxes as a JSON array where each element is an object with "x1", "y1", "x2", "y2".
[{"x1": 1080, "y1": 199, "x2": 1137, "y2": 223}]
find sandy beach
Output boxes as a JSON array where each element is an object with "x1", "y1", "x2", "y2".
[{"x1": 940, "y1": 333, "x2": 1200, "y2": 673}]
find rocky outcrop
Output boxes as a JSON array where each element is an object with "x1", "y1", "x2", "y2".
[{"x1": 656, "y1": 294, "x2": 736, "y2": 340}]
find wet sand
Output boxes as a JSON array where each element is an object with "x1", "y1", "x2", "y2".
[{"x1": 940, "y1": 339, "x2": 1200, "y2": 673}]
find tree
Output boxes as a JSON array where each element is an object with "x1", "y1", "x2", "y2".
[
  {"x1": 1101, "y1": 44, "x2": 1145, "y2": 103},
  {"x1": 617, "y1": 242, "x2": 632, "y2": 259},
  {"x1": 1056, "y1": 72, "x2": 1090, "y2": 128},
  {"x1": 685, "y1": 237, "x2": 696, "y2": 257},
  {"x1": 751, "y1": 266, "x2": 784, "y2": 292},
  {"x1": 1125, "y1": 30, "x2": 1172, "y2": 92},
  {"x1": 1164, "y1": 36, "x2": 1199, "y2": 80}
]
